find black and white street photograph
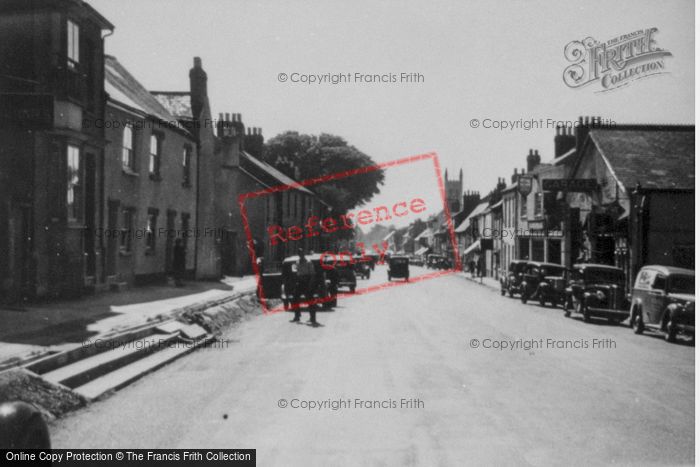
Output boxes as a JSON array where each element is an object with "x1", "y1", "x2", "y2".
[{"x1": 0, "y1": 0, "x2": 696, "y2": 465}]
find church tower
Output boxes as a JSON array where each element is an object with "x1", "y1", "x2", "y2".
[{"x1": 444, "y1": 168, "x2": 464, "y2": 214}]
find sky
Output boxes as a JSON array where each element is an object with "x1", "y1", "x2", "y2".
[{"x1": 88, "y1": 0, "x2": 695, "y2": 227}]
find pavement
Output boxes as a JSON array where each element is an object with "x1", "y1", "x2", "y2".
[
  {"x1": 51, "y1": 265, "x2": 694, "y2": 466},
  {"x1": 0, "y1": 276, "x2": 257, "y2": 368},
  {"x1": 459, "y1": 271, "x2": 501, "y2": 291}
]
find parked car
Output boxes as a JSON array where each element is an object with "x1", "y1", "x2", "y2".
[
  {"x1": 387, "y1": 255, "x2": 410, "y2": 281},
  {"x1": 629, "y1": 265, "x2": 695, "y2": 342},
  {"x1": 353, "y1": 255, "x2": 371, "y2": 279},
  {"x1": 563, "y1": 264, "x2": 629, "y2": 324},
  {"x1": 500, "y1": 260, "x2": 529, "y2": 297},
  {"x1": 332, "y1": 257, "x2": 357, "y2": 293},
  {"x1": 261, "y1": 254, "x2": 338, "y2": 310},
  {"x1": 365, "y1": 253, "x2": 379, "y2": 270},
  {"x1": 426, "y1": 254, "x2": 440, "y2": 269},
  {"x1": 520, "y1": 262, "x2": 568, "y2": 306},
  {"x1": 427, "y1": 254, "x2": 449, "y2": 270}
]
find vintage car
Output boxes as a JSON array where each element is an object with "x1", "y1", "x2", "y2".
[
  {"x1": 353, "y1": 255, "x2": 371, "y2": 279},
  {"x1": 365, "y1": 253, "x2": 379, "y2": 270},
  {"x1": 332, "y1": 257, "x2": 358, "y2": 293},
  {"x1": 426, "y1": 254, "x2": 449, "y2": 270},
  {"x1": 563, "y1": 264, "x2": 629, "y2": 324},
  {"x1": 500, "y1": 260, "x2": 529, "y2": 297},
  {"x1": 260, "y1": 254, "x2": 338, "y2": 310},
  {"x1": 387, "y1": 255, "x2": 410, "y2": 281},
  {"x1": 519, "y1": 262, "x2": 568, "y2": 306},
  {"x1": 629, "y1": 265, "x2": 695, "y2": 342}
]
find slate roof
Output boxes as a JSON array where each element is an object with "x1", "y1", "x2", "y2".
[
  {"x1": 151, "y1": 92, "x2": 193, "y2": 119},
  {"x1": 455, "y1": 200, "x2": 490, "y2": 233},
  {"x1": 589, "y1": 128, "x2": 694, "y2": 190},
  {"x1": 104, "y1": 55, "x2": 188, "y2": 133},
  {"x1": 240, "y1": 151, "x2": 315, "y2": 196}
]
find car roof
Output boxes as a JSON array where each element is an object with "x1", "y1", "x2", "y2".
[
  {"x1": 639, "y1": 265, "x2": 695, "y2": 276},
  {"x1": 573, "y1": 263, "x2": 624, "y2": 272},
  {"x1": 527, "y1": 261, "x2": 566, "y2": 268},
  {"x1": 283, "y1": 254, "x2": 324, "y2": 263},
  {"x1": 510, "y1": 260, "x2": 529, "y2": 264}
]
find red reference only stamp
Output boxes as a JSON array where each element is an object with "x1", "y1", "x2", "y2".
[{"x1": 238, "y1": 152, "x2": 461, "y2": 314}]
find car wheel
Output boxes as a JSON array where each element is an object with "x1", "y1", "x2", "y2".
[
  {"x1": 350, "y1": 285, "x2": 356, "y2": 293},
  {"x1": 283, "y1": 300, "x2": 289, "y2": 310},
  {"x1": 538, "y1": 294, "x2": 546, "y2": 307},
  {"x1": 520, "y1": 289, "x2": 527, "y2": 304},
  {"x1": 665, "y1": 317, "x2": 677, "y2": 343},
  {"x1": 632, "y1": 310, "x2": 644, "y2": 334},
  {"x1": 508, "y1": 289, "x2": 514, "y2": 298}
]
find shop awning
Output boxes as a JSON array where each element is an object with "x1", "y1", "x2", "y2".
[{"x1": 463, "y1": 240, "x2": 480, "y2": 256}]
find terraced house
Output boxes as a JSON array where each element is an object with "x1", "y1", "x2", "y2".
[
  {"x1": 0, "y1": 0, "x2": 113, "y2": 301},
  {"x1": 102, "y1": 56, "x2": 198, "y2": 287}
]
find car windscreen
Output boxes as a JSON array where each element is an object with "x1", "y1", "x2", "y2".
[
  {"x1": 669, "y1": 275, "x2": 694, "y2": 294},
  {"x1": 584, "y1": 269, "x2": 624, "y2": 284},
  {"x1": 541, "y1": 266, "x2": 566, "y2": 277}
]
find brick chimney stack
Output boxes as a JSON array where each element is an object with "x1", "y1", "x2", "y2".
[
  {"x1": 244, "y1": 126, "x2": 264, "y2": 160},
  {"x1": 189, "y1": 57, "x2": 207, "y2": 122},
  {"x1": 496, "y1": 177, "x2": 506, "y2": 192},
  {"x1": 216, "y1": 112, "x2": 246, "y2": 166},
  {"x1": 526, "y1": 149, "x2": 541, "y2": 172},
  {"x1": 555, "y1": 124, "x2": 576, "y2": 158},
  {"x1": 575, "y1": 115, "x2": 601, "y2": 156}
]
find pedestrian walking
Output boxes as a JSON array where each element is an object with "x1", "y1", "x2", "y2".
[
  {"x1": 173, "y1": 238, "x2": 186, "y2": 287},
  {"x1": 291, "y1": 249, "x2": 318, "y2": 325}
]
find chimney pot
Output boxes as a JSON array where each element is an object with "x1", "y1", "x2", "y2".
[{"x1": 194, "y1": 57, "x2": 202, "y2": 68}]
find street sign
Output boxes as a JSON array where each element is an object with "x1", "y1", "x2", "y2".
[
  {"x1": 542, "y1": 178, "x2": 597, "y2": 192},
  {"x1": 518, "y1": 176, "x2": 533, "y2": 196}
]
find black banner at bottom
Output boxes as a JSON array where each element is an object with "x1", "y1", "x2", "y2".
[{"x1": 3, "y1": 449, "x2": 255, "y2": 466}]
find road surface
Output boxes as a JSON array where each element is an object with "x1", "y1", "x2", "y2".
[{"x1": 52, "y1": 265, "x2": 694, "y2": 466}]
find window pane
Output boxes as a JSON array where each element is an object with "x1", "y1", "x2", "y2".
[
  {"x1": 67, "y1": 145, "x2": 80, "y2": 219},
  {"x1": 67, "y1": 20, "x2": 79, "y2": 64},
  {"x1": 123, "y1": 125, "x2": 132, "y2": 150}
]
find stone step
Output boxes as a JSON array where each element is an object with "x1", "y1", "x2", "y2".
[
  {"x1": 73, "y1": 337, "x2": 211, "y2": 400},
  {"x1": 42, "y1": 332, "x2": 180, "y2": 388}
]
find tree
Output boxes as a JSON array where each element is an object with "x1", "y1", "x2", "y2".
[{"x1": 262, "y1": 132, "x2": 385, "y2": 214}]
